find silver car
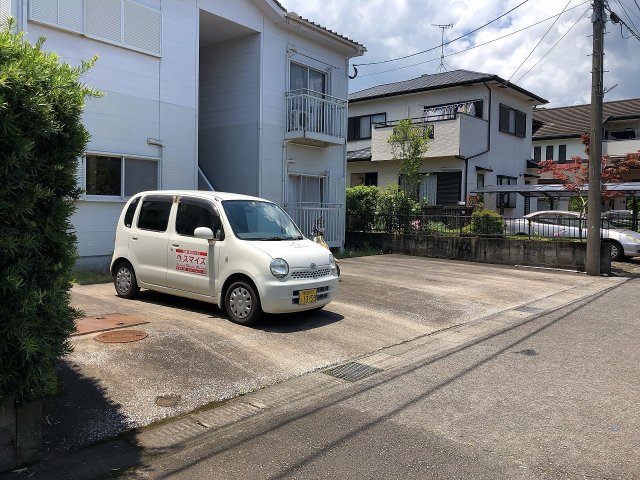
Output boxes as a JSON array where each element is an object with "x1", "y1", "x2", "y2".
[{"x1": 505, "y1": 211, "x2": 640, "y2": 261}]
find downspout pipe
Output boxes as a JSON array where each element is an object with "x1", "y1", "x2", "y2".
[{"x1": 462, "y1": 83, "x2": 492, "y2": 203}]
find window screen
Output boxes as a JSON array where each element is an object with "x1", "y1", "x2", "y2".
[
  {"x1": 533, "y1": 146, "x2": 541, "y2": 162},
  {"x1": 558, "y1": 144, "x2": 567, "y2": 163},
  {"x1": 124, "y1": 158, "x2": 158, "y2": 196},
  {"x1": 137, "y1": 196, "x2": 172, "y2": 232}
]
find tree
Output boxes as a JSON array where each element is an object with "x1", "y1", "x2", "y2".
[
  {"x1": 387, "y1": 119, "x2": 430, "y2": 197},
  {"x1": 0, "y1": 22, "x2": 99, "y2": 401},
  {"x1": 538, "y1": 133, "x2": 640, "y2": 218}
]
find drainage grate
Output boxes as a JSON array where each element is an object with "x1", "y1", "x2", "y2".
[
  {"x1": 514, "y1": 306, "x2": 545, "y2": 314},
  {"x1": 322, "y1": 362, "x2": 383, "y2": 382},
  {"x1": 94, "y1": 329, "x2": 148, "y2": 343}
]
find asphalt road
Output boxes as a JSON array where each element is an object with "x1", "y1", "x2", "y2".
[
  {"x1": 126, "y1": 274, "x2": 640, "y2": 479},
  {"x1": 46, "y1": 255, "x2": 619, "y2": 457}
]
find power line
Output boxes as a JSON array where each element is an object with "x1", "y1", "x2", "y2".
[
  {"x1": 357, "y1": 1, "x2": 590, "y2": 78},
  {"x1": 508, "y1": 0, "x2": 573, "y2": 81},
  {"x1": 353, "y1": 0, "x2": 529, "y2": 67},
  {"x1": 615, "y1": 0, "x2": 639, "y2": 32},
  {"x1": 607, "y1": 3, "x2": 640, "y2": 40},
  {"x1": 514, "y1": 7, "x2": 590, "y2": 83}
]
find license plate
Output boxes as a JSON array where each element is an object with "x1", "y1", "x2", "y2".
[{"x1": 299, "y1": 289, "x2": 317, "y2": 305}]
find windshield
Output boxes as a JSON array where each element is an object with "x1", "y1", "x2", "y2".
[{"x1": 222, "y1": 200, "x2": 303, "y2": 241}]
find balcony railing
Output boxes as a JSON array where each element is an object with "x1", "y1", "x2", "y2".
[
  {"x1": 286, "y1": 203, "x2": 344, "y2": 248},
  {"x1": 285, "y1": 89, "x2": 347, "y2": 146},
  {"x1": 369, "y1": 113, "x2": 488, "y2": 161}
]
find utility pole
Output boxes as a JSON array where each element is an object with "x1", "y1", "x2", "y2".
[
  {"x1": 432, "y1": 23, "x2": 453, "y2": 73},
  {"x1": 586, "y1": 0, "x2": 605, "y2": 275}
]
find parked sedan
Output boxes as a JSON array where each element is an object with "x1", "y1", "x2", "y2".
[{"x1": 505, "y1": 210, "x2": 640, "y2": 261}]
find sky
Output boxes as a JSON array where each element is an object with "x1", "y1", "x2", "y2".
[{"x1": 282, "y1": 0, "x2": 640, "y2": 108}]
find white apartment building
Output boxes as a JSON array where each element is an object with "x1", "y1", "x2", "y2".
[
  {"x1": 1, "y1": 0, "x2": 364, "y2": 267},
  {"x1": 346, "y1": 70, "x2": 547, "y2": 217}
]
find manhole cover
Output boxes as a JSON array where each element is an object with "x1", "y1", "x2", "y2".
[
  {"x1": 155, "y1": 395, "x2": 181, "y2": 407},
  {"x1": 94, "y1": 329, "x2": 148, "y2": 343},
  {"x1": 323, "y1": 362, "x2": 383, "y2": 382}
]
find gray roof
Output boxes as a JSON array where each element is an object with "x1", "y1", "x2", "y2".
[
  {"x1": 347, "y1": 147, "x2": 372, "y2": 162},
  {"x1": 349, "y1": 69, "x2": 547, "y2": 104},
  {"x1": 533, "y1": 98, "x2": 640, "y2": 140}
]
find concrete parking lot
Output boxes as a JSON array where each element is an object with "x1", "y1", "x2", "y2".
[{"x1": 48, "y1": 254, "x2": 621, "y2": 458}]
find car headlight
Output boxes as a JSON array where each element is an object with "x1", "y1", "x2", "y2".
[
  {"x1": 623, "y1": 233, "x2": 640, "y2": 244},
  {"x1": 270, "y1": 258, "x2": 289, "y2": 278},
  {"x1": 329, "y1": 254, "x2": 337, "y2": 274}
]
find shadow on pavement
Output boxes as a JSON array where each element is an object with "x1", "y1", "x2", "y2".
[
  {"x1": 43, "y1": 361, "x2": 133, "y2": 459},
  {"x1": 611, "y1": 258, "x2": 640, "y2": 278}
]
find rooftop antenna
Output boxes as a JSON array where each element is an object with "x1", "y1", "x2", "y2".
[{"x1": 432, "y1": 23, "x2": 453, "y2": 73}]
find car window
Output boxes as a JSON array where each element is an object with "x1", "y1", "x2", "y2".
[
  {"x1": 176, "y1": 198, "x2": 222, "y2": 237},
  {"x1": 123, "y1": 196, "x2": 141, "y2": 228},
  {"x1": 137, "y1": 196, "x2": 172, "y2": 232},
  {"x1": 222, "y1": 200, "x2": 302, "y2": 241}
]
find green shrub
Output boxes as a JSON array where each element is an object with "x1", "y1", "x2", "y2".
[
  {"x1": 375, "y1": 185, "x2": 418, "y2": 232},
  {"x1": 468, "y1": 210, "x2": 506, "y2": 236},
  {"x1": 346, "y1": 185, "x2": 379, "y2": 231},
  {"x1": 0, "y1": 24, "x2": 99, "y2": 401}
]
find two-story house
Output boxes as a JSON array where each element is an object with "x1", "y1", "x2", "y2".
[
  {"x1": 347, "y1": 70, "x2": 547, "y2": 217},
  {"x1": 533, "y1": 98, "x2": 640, "y2": 210},
  {"x1": 1, "y1": 0, "x2": 364, "y2": 267}
]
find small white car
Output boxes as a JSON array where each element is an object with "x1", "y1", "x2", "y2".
[
  {"x1": 505, "y1": 210, "x2": 640, "y2": 261},
  {"x1": 110, "y1": 191, "x2": 339, "y2": 325}
]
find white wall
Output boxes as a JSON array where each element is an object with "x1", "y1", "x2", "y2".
[{"x1": 199, "y1": 34, "x2": 261, "y2": 196}]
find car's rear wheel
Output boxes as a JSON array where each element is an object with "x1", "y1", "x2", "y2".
[
  {"x1": 113, "y1": 261, "x2": 140, "y2": 299},
  {"x1": 609, "y1": 241, "x2": 625, "y2": 261},
  {"x1": 225, "y1": 280, "x2": 263, "y2": 325}
]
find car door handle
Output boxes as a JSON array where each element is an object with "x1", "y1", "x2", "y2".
[
  {"x1": 132, "y1": 235, "x2": 138, "y2": 240},
  {"x1": 171, "y1": 242, "x2": 180, "y2": 247}
]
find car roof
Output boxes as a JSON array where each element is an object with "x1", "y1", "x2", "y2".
[
  {"x1": 133, "y1": 190, "x2": 271, "y2": 203},
  {"x1": 525, "y1": 210, "x2": 581, "y2": 218}
]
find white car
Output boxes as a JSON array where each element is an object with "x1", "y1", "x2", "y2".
[
  {"x1": 505, "y1": 210, "x2": 640, "y2": 261},
  {"x1": 110, "y1": 191, "x2": 339, "y2": 325}
]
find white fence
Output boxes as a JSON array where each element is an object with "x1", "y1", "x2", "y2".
[{"x1": 286, "y1": 203, "x2": 344, "y2": 248}]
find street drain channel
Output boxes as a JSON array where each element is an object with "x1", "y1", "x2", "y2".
[
  {"x1": 94, "y1": 329, "x2": 148, "y2": 343},
  {"x1": 514, "y1": 305, "x2": 545, "y2": 314},
  {"x1": 323, "y1": 362, "x2": 383, "y2": 382}
]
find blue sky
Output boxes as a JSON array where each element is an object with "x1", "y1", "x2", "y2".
[{"x1": 283, "y1": 0, "x2": 640, "y2": 107}]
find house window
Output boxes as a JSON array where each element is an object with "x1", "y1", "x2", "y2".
[
  {"x1": 497, "y1": 175, "x2": 517, "y2": 209},
  {"x1": 545, "y1": 145, "x2": 554, "y2": 161},
  {"x1": 288, "y1": 174, "x2": 326, "y2": 206},
  {"x1": 290, "y1": 62, "x2": 326, "y2": 94},
  {"x1": 499, "y1": 104, "x2": 526, "y2": 138},
  {"x1": 348, "y1": 113, "x2": 386, "y2": 140},
  {"x1": 477, "y1": 173, "x2": 485, "y2": 189},
  {"x1": 610, "y1": 129, "x2": 636, "y2": 140},
  {"x1": 558, "y1": 144, "x2": 567, "y2": 163},
  {"x1": 84, "y1": 154, "x2": 159, "y2": 198},
  {"x1": 533, "y1": 146, "x2": 541, "y2": 162},
  {"x1": 350, "y1": 172, "x2": 378, "y2": 187}
]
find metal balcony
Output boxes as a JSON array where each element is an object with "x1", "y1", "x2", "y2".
[{"x1": 285, "y1": 89, "x2": 347, "y2": 147}]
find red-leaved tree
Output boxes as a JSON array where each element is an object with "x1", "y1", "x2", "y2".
[{"x1": 538, "y1": 133, "x2": 640, "y2": 216}]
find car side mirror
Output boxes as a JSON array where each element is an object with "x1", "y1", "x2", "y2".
[
  {"x1": 194, "y1": 227, "x2": 215, "y2": 240},
  {"x1": 214, "y1": 228, "x2": 224, "y2": 241}
]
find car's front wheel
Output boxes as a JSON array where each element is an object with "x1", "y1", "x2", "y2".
[
  {"x1": 609, "y1": 241, "x2": 626, "y2": 262},
  {"x1": 113, "y1": 261, "x2": 140, "y2": 299},
  {"x1": 225, "y1": 280, "x2": 263, "y2": 325}
]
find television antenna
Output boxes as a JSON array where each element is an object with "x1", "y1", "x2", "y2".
[{"x1": 432, "y1": 23, "x2": 453, "y2": 73}]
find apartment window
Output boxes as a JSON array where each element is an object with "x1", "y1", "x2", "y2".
[
  {"x1": 545, "y1": 145, "x2": 554, "y2": 161},
  {"x1": 29, "y1": 0, "x2": 162, "y2": 56},
  {"x1": 558, "y1": 144, "x2": 567, "y2": 163},
  {"x1": 533, "y1": 146, "x2": 541, "y2": 162},
  {"x1": 84, "y1": 154, "x2": 159, "y2": 198},
  {"x1": 348, "y1": 113, "x2": 386, "y2": 140},
  {"x1": 477, "y1": 173, "x2": 485, "y2": 189},
  {"x1": 290, "y1": 62, "x2": 326, "y2": 94},
  {"x1": 610, "y1": 129, "x2": 637, "y2": 140},
  {"x1": 499, "y1": 104, "x2": 526, "y2": 138},
  {"x1": 497, "y1": 175, "x2": 517, "y2": 209}
]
